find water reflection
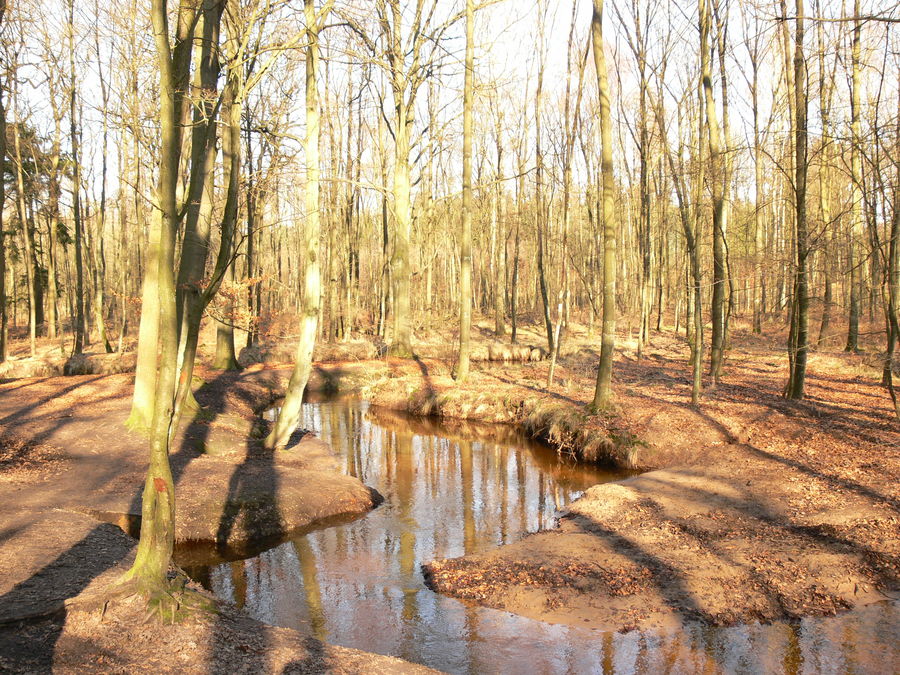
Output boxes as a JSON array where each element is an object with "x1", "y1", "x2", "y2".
[{"x1": 191, "y1": 400, "x2": 899, "y2": 674}]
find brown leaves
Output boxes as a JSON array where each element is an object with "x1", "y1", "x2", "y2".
[{"x1": 423, "y1": 557, "x2": 654, "y2": 601}]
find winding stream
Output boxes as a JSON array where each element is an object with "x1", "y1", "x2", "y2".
[{"x1": 184, "y1": 399, "x2": 899, "y2": 674}]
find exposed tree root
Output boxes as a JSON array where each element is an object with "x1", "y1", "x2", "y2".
[{"x1": 77, "y1": 571, "x2": 216, "y2": 625}]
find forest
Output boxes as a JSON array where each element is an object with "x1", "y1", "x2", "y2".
[{"x1": 0, "y1": 0, "x2": 897, "y2": 673}]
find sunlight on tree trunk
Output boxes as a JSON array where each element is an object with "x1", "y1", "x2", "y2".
[
  {"x1": 785, "y1": 0, "x2": 809, "y2": 400},
  {"x1": 454, "y1": 0, "x2": 474, "y2": 383},
  {"x1": 590, "y1": 0, "x2": 617, "y2": 411},
  {"x1": 121, "y1": 0, "x2": 197, "y2": 602},
  {"x1": 265, "y1": 0, "x2": 331, "y2": 450}
]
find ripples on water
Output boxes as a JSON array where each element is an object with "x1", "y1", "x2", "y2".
[{"x1": 186, "y1": 400, "x2": 899, "y2": 674}]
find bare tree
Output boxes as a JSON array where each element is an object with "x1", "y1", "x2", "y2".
[
  {"x1": 590, "y1": 0, "x2": 617, "y2": 410},
  {"x1": 265, "y1": 0, "x2": 333, "y2": 450}
]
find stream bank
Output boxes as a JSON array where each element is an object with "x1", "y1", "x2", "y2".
[
  {"x1": 0, "y1": 371, "x2": 406, "y2": 673},
  {"x1": 1, "y1": 321, "x2": 898, "y2": 668},
  {"x1": 258, "y1": 345, "x2": 899, "y2": 635}
]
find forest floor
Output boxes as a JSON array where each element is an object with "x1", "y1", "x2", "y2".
[
  {"x1": 398, "y1": 320, "x2": 900, "y2": 632},
  {"x1": 0, "y1": 316, "x2": 897, "y2": 669},
  {"x1": 0, "y1": 365, "x2": 424, "y2": 673}
]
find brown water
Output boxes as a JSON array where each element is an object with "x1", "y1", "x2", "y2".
[{"x1": 185, "y1": 399, "x2": 900, "y2": 674}]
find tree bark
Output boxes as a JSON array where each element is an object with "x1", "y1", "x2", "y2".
[
  {"x1": 0, "y1": 13, "x2": 6, "y2": 361},
  {"x1": 845, "y1": 1, "x2": 862, "y2": 353},
  {"x1": 265, "y1": 0, "x2": 330, "y2": 450},
  {"x1": 122, "y1": 0, "x2": 200, "y2": 596},
  {"x1": 590, "y1": 0, "x2": 617, "y2": 410},
  {"x1": 68, "y1": 0, "x2": 86, "y2": 354},
  {"x1": 454, "y1": 0, "x2": 474, "y2": 382},
  {"x1": 172, "y1": 0, "x2": 224, "y2": 421},
  {"x1": 786, "y1": 0, "x2": 809, "y2": 400},
  {"x1": 128, "y1": 0, "x2": 195, "y2": 429},
  {"x1": 701, "y1": 0, "x2": 727, "y2": 384},
  {"x1": 11, "y1": 87, "x2": 36, "y2": 358}
]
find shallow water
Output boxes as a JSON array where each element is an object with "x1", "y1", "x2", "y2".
[{"x1": 186, "y1": 399, "x2": 899, "y2": 674}]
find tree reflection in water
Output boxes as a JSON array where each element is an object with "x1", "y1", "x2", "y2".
[{"x1": 194, "y1": 400, "x2": 899, "y2": 674}]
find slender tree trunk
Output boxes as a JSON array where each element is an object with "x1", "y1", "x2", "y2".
[
  {"x1": 0, "y1": 25, "x2": 6, "y2": 362},
  {"x1": 845, "y1": 1, "x2": 862, "y2": 353},
  {"x1": 245, "y1": 125, "x2": 261, "y2": 349},
  {"x1": 881, "y1": 83, "x2": 900, "y2": 417},
  {"x1": 47, "y1": 130, "x2": 63, "y2": 343},
  {"x1": 816, "y1": 9, "x2": 833, "y2": 346},
  {"x1": 455, "y1": 0, "x2": 474, "y2": 382},
  {"x1": 172, "y1": 0, "x2": 223, "y2": 420},
  {"x1": 590, "y1": 0, "x2": 617, "y2": 410},
  {"x1": 786, "y1": 0, "x2": 809, "y2": 400},
  {"x1": 493, "y1": 118, "x2": 505, "y2": 337},
  {"x1": 535, "y1": 1, "x2": 553, "y2": 354},
  {"x1": 94, "y1": 37, "x2": 113, "y2": 354},
  {"x1": 511, "y1": 151, "x2": 523, "y2": 344},
  {"x1": 377, "y1": 114, "x2": 390, "y2": 339},
  {"x1": 265, "y1": 0, "x2": 330, "y2": 449},
  {"x1": 11, "y1": 91, "x2": 36, "y2": 358},
  {"x1": 749, "y1": 21, "x2": 763, "y2": 335},
  {"x1": 701, "y1": 0, "x2": 726, "y2": 384},
  {"x1": 212, "y1": 58, "x2": 244, "y2": 372},
  {"x1": 68, "y1": 0, "x2": 86, "y2": 354}
]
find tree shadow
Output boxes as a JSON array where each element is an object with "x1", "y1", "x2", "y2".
[
  {"x1": 0, "y1": 522, "x2": 136, "y2": 672},
  {"x1": 412, "y1": 356, "x2": 436, "y2": 402},
  {"x1": 568, "y1": 457, "x2": 898, "y2": 623},
  {"x1": 212, "y1": 415, "x2": 284, "y2": 556},
  {"x1": 0, "y1": 370, "x2": 277, "y2": 671},
  {"x1": 0, "y1": 376, "x2": 105, "y2": 425}
]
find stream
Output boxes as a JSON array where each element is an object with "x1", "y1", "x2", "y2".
[{"x1": 184, "y1": 399, "x2": 899, "y2": 674}]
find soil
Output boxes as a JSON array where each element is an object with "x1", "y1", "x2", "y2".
[
  {"x1": 0, "y1": 319, "x2": 897, "y2": 669},
  {"x1": 1, "y1": 579, "x2": 435, "y2": 674},
  {"x1": 0, "y1": 366, "x2": 396, "y2": 673},
  {"x1": 406, "y1": 324, "x2": 900, "y2": 631}
]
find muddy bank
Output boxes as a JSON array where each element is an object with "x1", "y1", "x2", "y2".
[
  {"x1": 0, "y1": 512, "x2": 435, "y2": 674},
  {"x1": 424, "y1": 462, "x2": 898, "y2": 630},
  {"x1": 360, "y1": 361, "x2": 643, "y2": 467},
  {"x1": 407, "y1": 333, "x2": 900, "y2": 632},
  {"x1": 0, "y1": 371, "x2": 382, "y2": 618},
  {"x1": 0, "y1": 371, "x2": 381, "y2": 552}
]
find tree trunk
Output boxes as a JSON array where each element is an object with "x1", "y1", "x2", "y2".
[
  {"x1": 11, "y1": 91, "x2": 36, "y2": 358},
  {"x1": 172, "y1": 0, "x2": 223, "y2": 420},
  {"x1": 701, "y1": 0, "x2": 726, "y2": 384},
  {"x1": 493, "y1": 118, "x2": 505, "y2": 337},
  {"x1": 881, "y1": 86, "x2": 900, "y2": 417},
  {"x1": 212, "y1": 63, "x2": 244, "y2": 372},
  {"x1": 94, "y1": 38, "x2": 113, "y2": 354},
  {"x1": 122, "y1": 0, "x2": 199, "y2": 597},
  {"x1": 68, "y1": 0, "x2": 86, "y2": 354},
  {"x1": 0, "y1": 29, "x2": 7, "y2": 361},
  {"x1": 511, "y1": 153, "x2": 523, "y2": 344},
  {"x1": 127, "y1": 211, "x2": 162, "y2": 431},
  {"x1": 454, "y1": 0, "x2": 474, "y2": 383},
  {"x1": 845, "y1": 1, "x2": 862, "y2": 353},
  {"x1": 265, "y1": 0, "x2": 329, "y2": 450},
  {"x1": 786, "y1": 0, "x2": 809, "y2": 400},
  {"x1": 590, "y1": 0, "x2": 617, "y2": 410},
  {"x1": 535, "y1": 2, "x2": 553, "y2": 354}
]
